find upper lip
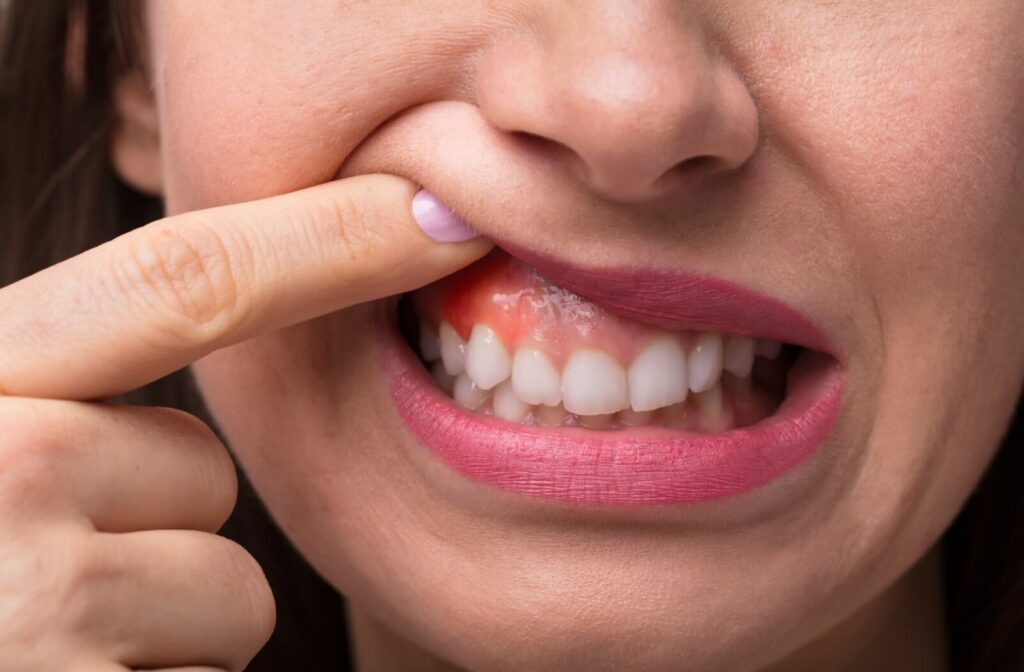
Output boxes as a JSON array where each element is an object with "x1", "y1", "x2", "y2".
[
  {"x1": 335, "y1": 103, "x2": 840, "y2": 360},
  {"x1": 490, "y1": 240, "x2": 836, "y2": 356}
]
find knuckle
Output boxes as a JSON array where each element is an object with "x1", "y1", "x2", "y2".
[
  {"x1": 316, "y1": 188, "x2": 385, "y2": 264},
  {"x1": 0, "y1": 400, "x2": 72, "y2": 503},
  {"x1": 116, "y1": 219, "x2": 252, "y2": 348},
  {"x1": 0, "y1": 525, "x2": 96, "y2": 642},
  {"x1": 48, "y1": 532, "x2": 106, "y2": 624}
]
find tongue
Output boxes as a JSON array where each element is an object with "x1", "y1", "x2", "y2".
[{"x1": 411, "y1": 249, "x2": 698, "y2": 367}]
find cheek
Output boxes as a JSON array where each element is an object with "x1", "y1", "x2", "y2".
[
  {"x1": 759, "y1": 3, "x2": 1024, "y2": 399},
  {"x1": 738, "y1": 2, "x2": 1024, "y2": 569},
  {"x1": 149, "y1": 1, "x2": 467, "y2": 213}
]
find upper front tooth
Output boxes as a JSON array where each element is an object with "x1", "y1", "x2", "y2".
[
  {"x1": 511, "y1": 347, "x2": 562, "y2": 406},
  {"x1": 465, "y1": 324, "x2": 512, "y2": 390},
  {"x1": 688, "y1": 332, "x2": 724, "y2": 393},
  {"x1": 439, "y1": 321, "x2": 467, "y2": 376},
  {"x1": 723, "y1": 336, "x2": 756, "y2": 378},
  {"x1": 561, "y1": 349, "x2": 628, "y2": 415},
  {"x1": 755, "y1": 339, "x2": 782, "y2": 359},
  {"x1": 627, "y1": 337, "x2": 688, "y2": 412}
]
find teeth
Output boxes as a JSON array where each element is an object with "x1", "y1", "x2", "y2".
[
  {"x1": 694, "y1": 382, "x2": 734, "y2": 433},
  {"x1": 439, "y1": 321, "x2": 467, "y2": 376},
  {"x1": 419, "y1": 320, "x2": 442, "y2": 362},
  {"x1": 511, "y1": 347, "x2": 562, "y2": 406},
  {"x1": 618, "y1": 408, "x2": 654, "y2": 426},
  {"x1": 453, "y1": 372, "x2": 489, "y2": 410},
  {"x1": 493, "y1": 380, "x2": 531, "y2": 422},
  {"x1": 627, "y1": 337, "x2": 688, "y2": 412},
  {"x1": 660, "y1": 402, "x2": 689, "y2": 429},
  {"x1": 426, "y1": 318, "x2": 783, "y2": 432},
  {"x1": 721, "y1": 371, "x2": 752, "y2": 397},
  {"x1": 695, "y1": 382, "x2": 724, "y2": 417},
  {"x1": 579, "y1": 413, "x2": 615, "y2": 429},
  {"x1": 561, "y1": 349, "x2": 628, "y2": 416},
  {"x1": 430, "y1": 360, "x2": 456, "y2": 396},
  {"x1": 688, "y1": 332, "x2": 724, "y2": 394},
  {"x1": 755, "y1": 339, "x2": 782, "y2": 359},
  {"x1": 536, "y1": 404, "x2": 567, "y2": 426},
  {"x1": 723, "y1": 336, "x2": 756, "y2": 378},
  {"x1": 465, "y1": 324, "x2": 512, "y2": 390}
]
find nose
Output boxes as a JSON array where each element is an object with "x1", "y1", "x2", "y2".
[{"x1": 475, "y1": 3, "x2": 760, "y2": 204}]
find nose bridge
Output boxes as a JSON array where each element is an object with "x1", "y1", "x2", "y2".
[{"x1": 476, "y1": 1, "x2": 759, "y2": 204}]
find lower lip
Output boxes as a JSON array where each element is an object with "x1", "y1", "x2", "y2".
[{"x1": 380, "y1": 309, "x2": 845, "y2": 507}]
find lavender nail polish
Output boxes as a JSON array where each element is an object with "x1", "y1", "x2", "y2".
[{"x1": 411, "y1": 189, "x2": 479, "y2": 243}]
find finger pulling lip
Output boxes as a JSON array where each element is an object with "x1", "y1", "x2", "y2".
[{"x1": 380, "y1": 300, "x2": 845, "y2": 507}]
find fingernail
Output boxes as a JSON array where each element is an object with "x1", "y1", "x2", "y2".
[{"x1": 412, "y1": 189, "x2": 479, "y2": 243}]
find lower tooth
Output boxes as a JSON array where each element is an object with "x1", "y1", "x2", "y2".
[
  {"x1": 695, "y1": 382, "x2": 724, "y2": 416},
  {"x1": 454, "y1": 373, "x2": 489, "y2": 410},
  {"x1": 618, "y1": 408, "x2": 654, "y2": 426},
  {"x1": 695, "y1": 383, "x2": 734, "y2": 432},
  {"x1": 431, "y1": 361, "x2": 456, "y2": 395},
  {"x1": 721, "y1": 371, "x2": 752, "y2": 396},
  {"x1": 660, "y1": 402, "x2": 690, "y2": 429},
  {"x1": 536, "y1": 404, "x2": 567, "y2": 427},
  {"x1": 579, "y1": 413, "x2": 615, "y2": 429},
  {"x1": 493, "y1": 380, "x2": 531, "y2": 422}
]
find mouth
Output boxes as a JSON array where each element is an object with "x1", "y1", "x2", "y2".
[{"x1": 381, "y1": 246, "x2": 844, "y2": 507}]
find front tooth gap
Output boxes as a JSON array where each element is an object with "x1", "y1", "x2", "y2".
[{"x1": 465, "y1": 324, "x2": 511, "y2": 391}]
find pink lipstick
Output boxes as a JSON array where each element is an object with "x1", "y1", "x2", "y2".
[{"x1": 383, "y1": 247, "x2": 844, "y2": 507}]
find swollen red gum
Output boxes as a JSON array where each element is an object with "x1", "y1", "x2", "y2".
[
  {"x1": 411, "y1": 250, "x2": 791, "y2": 431},
  {"x1": 411, "y1": 250, "x2": 704, "y2": 367}
]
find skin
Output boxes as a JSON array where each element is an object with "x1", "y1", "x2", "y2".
[{"x1": 15, "y1": 0, "x2": 1024, "y2": 670}]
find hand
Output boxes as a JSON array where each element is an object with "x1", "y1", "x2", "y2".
[{"x1": 0, "y1": 175, "x2": 490, "y2": 671}]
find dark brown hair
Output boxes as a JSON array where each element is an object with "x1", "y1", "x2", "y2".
[
  {"x1": 1, "y1": 1, "x2": 1020, "y2": 670},
  {"x1": 0, "y1": 1, "x2": 350, "y2": 669}
]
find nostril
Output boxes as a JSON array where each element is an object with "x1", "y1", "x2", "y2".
[
  {"x1": 665, "y1": 155, "x2": 727, "y2": 183},
  {"x1": 510, "y1": 129, "x2": 562, "y2": 155},
  {"x1": 675, "y1": 155, "x2": 718, "y2": 173}
]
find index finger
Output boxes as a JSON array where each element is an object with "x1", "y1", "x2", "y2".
[{"x1": 0, "y1": 174, "x2": 490, "y2": 399}]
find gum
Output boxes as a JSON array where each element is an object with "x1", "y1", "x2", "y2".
[{"x1": 411, "y1": 249, "x2": 706, "y2": 367}]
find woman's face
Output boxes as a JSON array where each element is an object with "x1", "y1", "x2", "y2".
[{"x1": 137, "y1": 1, "x2": 1024, "y2": 669}]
